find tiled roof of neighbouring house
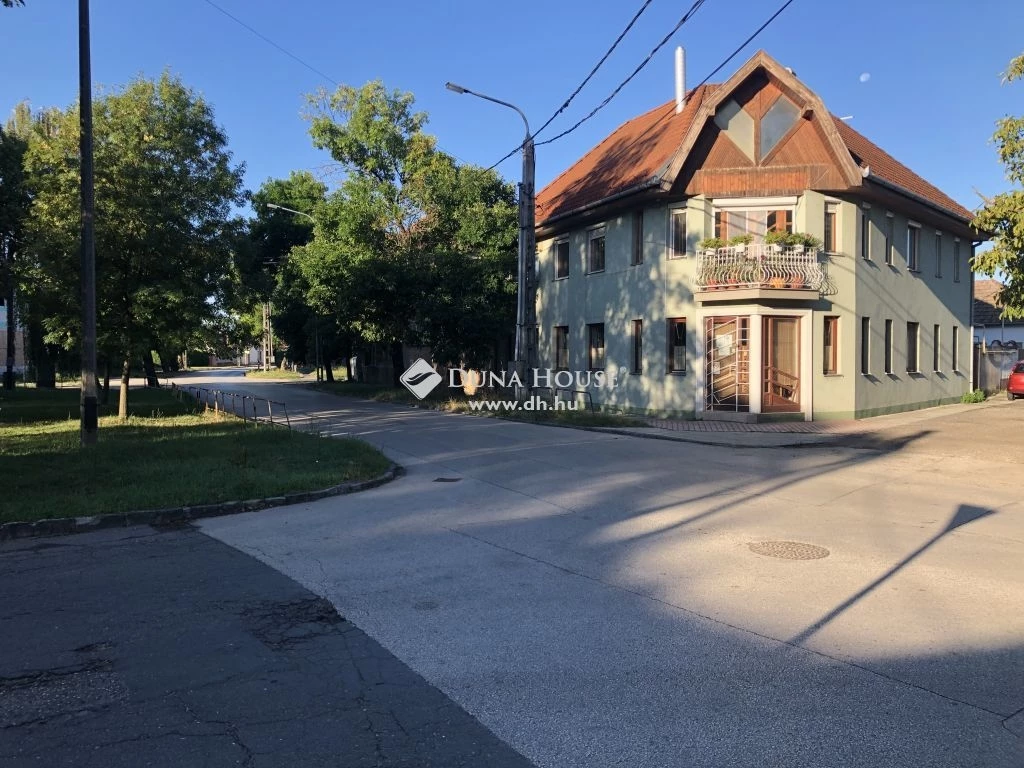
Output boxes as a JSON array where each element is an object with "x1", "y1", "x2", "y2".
[{"x1": 973, "y1": 278, "x2": 1022, "y2": 326}]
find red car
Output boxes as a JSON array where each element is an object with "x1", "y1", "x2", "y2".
[{"x1": 1008, "y1": 362, "x2": 1024, "y2": 399}]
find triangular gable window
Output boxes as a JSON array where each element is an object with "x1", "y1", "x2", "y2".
[{"x1": 760, "y1": 96, "x2": 800, "y2": 158}]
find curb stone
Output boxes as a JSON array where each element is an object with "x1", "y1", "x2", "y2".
[{"x1": 0, "y1": 464, "x2": 403, "y2": 542}]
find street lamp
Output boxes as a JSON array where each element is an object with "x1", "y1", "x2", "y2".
[
  {"x1": 266, "y1": 203, "x2": 316, "y2": 222},
  {"x1": 264, "y1": 203, "x2": 323, "y2": 381},
  {"x1": 445, "y1": 82, "x2": 535, "y2": 395}
]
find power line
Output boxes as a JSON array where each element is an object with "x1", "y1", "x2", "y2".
[
  {"x1": 198, "y1": 0, "x2": 470, "y2": 167},
  {"x1": 201, "y1": 0, "x2": 338, "y2": 86},
  {"x1": 534, "y1": 0, "x2": 709, "y2": 149},
  {"x1": 487, "y1": 0, "x2": 658, "y2": 171},
  {"x1": 689, "y1": 0, "x2": 796, "y2": 92},
  {"x1": 533, "y1": 0, "x2": 800, "y2": 191}
]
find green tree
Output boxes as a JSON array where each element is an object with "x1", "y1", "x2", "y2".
[
  {"x1": 298, "y1": 81, "x2": 517, "y2": 382},
  {"x1": 0, "y1": 122, "x2": 30, "y2": 389},
  {"x1": 974, "y1": 53, "x2": 1024, "y2": 314},
  {"x1": 23, "y1": 72, "x2": 244, "y2": 417}
]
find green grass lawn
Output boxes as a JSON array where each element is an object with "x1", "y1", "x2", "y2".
[{"x1": 0, "y1": 387, "x2": 391, "y2": 524}]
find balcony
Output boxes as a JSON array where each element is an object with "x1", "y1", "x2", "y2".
[{"x1": 694, "y1": 244, "x2": 825, "y2": 302}]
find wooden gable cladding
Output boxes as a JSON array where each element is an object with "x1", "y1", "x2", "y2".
[{"x1": 672, "y1": 72, "x2": 854, "y2": 196}]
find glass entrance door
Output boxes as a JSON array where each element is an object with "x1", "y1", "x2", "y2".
[
  {"x1": 704, "y1": 316, "x2": 750, "y2": 412},
  {"x1": 762, "y1": 316, "x2": 801, "y2": 412}
]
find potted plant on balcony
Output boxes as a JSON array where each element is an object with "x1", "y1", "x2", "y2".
[
  {"x1": 728, "y1": 233, "x2": 754, "y2": 253},
  {"x1": 698, "y1": 236, "x2": 725, "y2": 255},
  {"x1": 764, "y1": 229, "x2": 788, "y2": 253}
]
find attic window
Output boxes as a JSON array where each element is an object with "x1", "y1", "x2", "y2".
[
  {"x1": 760, "y1": 96, "x2": 799, "y2": 158},
  {"x1": 714, "y1": 99, "x2": 755, "y2": 161}
]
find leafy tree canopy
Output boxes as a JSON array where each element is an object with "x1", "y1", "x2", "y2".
[{"x1": 974, "y1": 54, "x2": 1024, "y2": 316}]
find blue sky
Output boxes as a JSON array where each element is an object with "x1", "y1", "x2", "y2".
[{"x1": 1, "y1": 0, "x2": 1021, "y2": 217}]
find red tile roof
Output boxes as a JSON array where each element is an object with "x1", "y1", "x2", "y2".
[
  {"x1": 973, "y1": 278, "x2": 1017, "y2": 326},
  {"x1": 832, "y1": 119, "x2": 974, "y2": 221},
  {"x1": 535, "y1": 85, "x2": 717, "y2": 222},
  {"x1": 535, "y1": 68, "x2": 975, "y2": 225}
]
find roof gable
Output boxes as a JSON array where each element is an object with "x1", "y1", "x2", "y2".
[{"x1": 535, "y1": 50, "x2": 975, "y2": 229}]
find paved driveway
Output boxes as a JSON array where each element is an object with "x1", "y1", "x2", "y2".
[{"x1": 185, "y1": 371, "x2": 1024, "y2": 767}]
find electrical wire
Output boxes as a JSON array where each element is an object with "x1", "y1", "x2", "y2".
[
  {"x1": 201, "y1": 0, "x2": 339, "y2": 86},
  {"x1": 534, "y1": 0, "x2": 709, "y2": 148},
  {"x1": 486, "y1": 0, "x2": 658, "y2": 170}
]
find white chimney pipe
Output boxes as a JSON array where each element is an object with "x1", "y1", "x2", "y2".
[{"x1": 675, "y1": 46, "x2": 686, "y2": 113}]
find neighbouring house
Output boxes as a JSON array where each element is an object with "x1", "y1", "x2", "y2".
[
  {"x1": 0, "y1": 301, "x2": 27, "y2": 377},
  {"x1": 973, "y1": 279, "x2": 1024, "y2": 348},
  {"x1": 534, "y1": 50, "x2": 984, "y2": 421}
]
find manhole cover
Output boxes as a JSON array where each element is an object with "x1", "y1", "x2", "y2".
[{"x1": 748, "y1": 541, "x2": 830, "y2": 560}]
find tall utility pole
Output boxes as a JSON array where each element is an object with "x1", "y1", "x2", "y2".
[
  {"x1": 78, "y1": 0, "x2": 98, "y2": 445},
  {"x1": 444, "y1": 82, "x2": 536, "y2": 393}
]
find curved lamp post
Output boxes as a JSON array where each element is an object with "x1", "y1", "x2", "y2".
[{"x1": 445, "y1": 82, "x2": 536, "y2": 394}]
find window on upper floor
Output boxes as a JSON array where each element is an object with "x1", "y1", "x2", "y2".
[
  {"x1": 885, "y1": 214, "x2": 895, "y2": 266},
  {"x1": 823, "y1": 204, "x2": 837, "y2": 253},
  {"x1": 554, "y1": 239, "x2": 569, "y2": 279},
  {"x1": 587, "y1": 227, "x2": 605, "y2": 274},
  {"x1": 631, "y1": 211, "x2": 644, "y2": 266},
  {"x1": 713, "y1": 207, "x2": 793, "y2": 243},
  {"x1": 935, "y1": 232, "x2": 943, "y2": 278},
  {"x1": 953, "y1": 239, "x2": 961, "y2": 282},
  {"x1": 759, "y1": 96, "x2": 800, "y2": 158},
  {"x1": 669, "y1": 208, "x2": 687, "y2": 259},
  {"x1": 907, "y1": 223, "x2": 921, "y2": 271},
  {"x1": 860, "y1": 207, "x2": 871, "y2": 260}
]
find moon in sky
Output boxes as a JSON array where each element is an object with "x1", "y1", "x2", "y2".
[{"x1": 859, "y1": 72, "x2": 871, "y2": 83}]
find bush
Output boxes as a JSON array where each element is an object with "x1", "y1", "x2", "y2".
[{"x1": 961, "y1": 389, "x2": 986, "y2": 403}]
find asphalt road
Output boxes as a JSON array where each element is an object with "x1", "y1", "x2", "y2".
[
  {"x1": 0, "y1": 527, "x2": 535, "y2": 767},
  {"x1": 180, "y1": 370, "x2": 1024, "y2": 768}
]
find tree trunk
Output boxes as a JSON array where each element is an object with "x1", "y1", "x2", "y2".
[
  {"x1": 4, "y1": 285, "x2": 15, "y2": 390},
  {"x1": 29, "y1": 319, "x2": 56, "y2": 388},
  {"x1": 118, "y1": 353, "x2": 131, "y2": 420},
  {"x1": 390, "y1": 341, "x2": 404, "y2": 387},
  {"x1": 101, "y1": 358, "x2": 111, "y2": 405},
  {"x1": 325, "y1": 355, "x2": 334, "y2": 383},
  {"x1": 142, "y1": 349, "x2": 159, "y2": 387}
]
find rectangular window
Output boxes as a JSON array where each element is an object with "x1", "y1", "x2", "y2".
[
  {"x1": 554, "y1": 326, "x2": 569, "y2": 370},
  {"x1": 823, "y1": 316, "x2": 839, "y2": 375},
  {"x1": 933, "y1": 324, "x2": 941, "y2": 372},
  {"x1": 631, "y1": 211, "x2": 644, "y2": 266},
  {"x1": 860, "y1": 317, "x2": 870, "y2": 375},
  {"x1": 953, "y1": 239, "x2": 961, "y2": 282},
  {"x1": 713, "y1": 207, "x2": 793, "y2": 241},
  {"x1": 669, "y1": 209, "x2": 687, "y2": 259},
  {"x1": 935, "y1": 232, "x2": 942, "y2": 277},
  {"x1": 587, "y1": 227, "x2": 605, "y2": 273},
  {"x1": 823, "y1": 205, "x2": 836, "y2": 253},
  {"x1": 668, "y1": 318, "x2": 686, "y2": 373},
  {"x1": 907, "y1": 224, "x2": 920, "y2": 271},
  {"x1": 631, "y1": 319, "x2": 643, "y2": 374},
  {"x1": 555, "y1": 239, "x2": 569, "y2": 279},
  {"x1": 952, "y1": 326, "x2": 960, "y2": 372},
  {"x1": 884, "y1": 319, "x2": 893, "y2": 374},
  {"x1": 906, "y1": 321, "x2": 919, "y2": 373},
  {"x1": 885, "y1": 214, "x2": 895, "y2": 266},
  {"x1": 861, "y1": 209, "x2": 871, "y2": 260},
  {"x1": 587, "y1": 323, "x2": 605, "y2": 370}
]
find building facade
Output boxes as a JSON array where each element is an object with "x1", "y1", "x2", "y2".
[{"x1": 534, "y1": 51, "x2": 981, "y2": 420}]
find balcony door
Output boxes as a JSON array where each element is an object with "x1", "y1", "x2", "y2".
[{"x1": 762, "y1": 316, "x2": 801, "y2": 412}]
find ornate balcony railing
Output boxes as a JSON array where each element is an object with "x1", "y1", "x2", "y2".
[{"x1": 695, "y1": 244, "x2": 825, "y2": 292}]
